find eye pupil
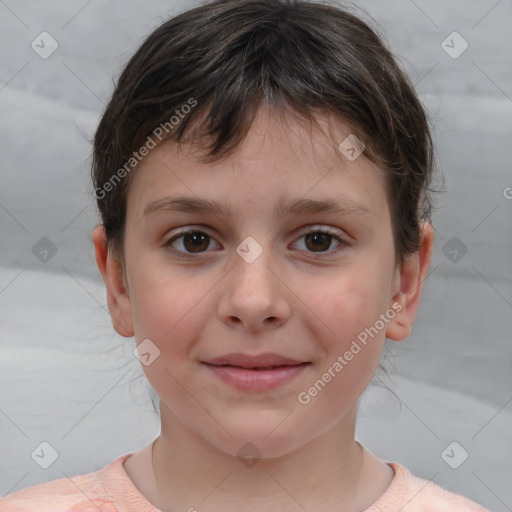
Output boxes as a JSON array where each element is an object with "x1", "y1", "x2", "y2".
[
  {"x1": 305, "y1": 232, "x2": 331, "y2": 252},
  {"x1": 184, "y1": 233, "x2": 209, "y2": 253}
]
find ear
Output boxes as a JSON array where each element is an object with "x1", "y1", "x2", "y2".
[
  {"x1": 385, "y1": 222, "x2": 434, "y2": 341},
  {"x1": 92, "y1": 225, "x2": 134, "y2": 338}
]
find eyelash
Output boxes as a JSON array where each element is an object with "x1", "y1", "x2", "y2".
[{"x1": 163, "y1": 226, "x2": 348, "y2": 259}]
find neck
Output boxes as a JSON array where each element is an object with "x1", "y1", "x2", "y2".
[{"x1": 146, "y1": 403, "x2": 391, "y2": 512}]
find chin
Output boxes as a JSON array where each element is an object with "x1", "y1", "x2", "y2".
[{"x1": 205, "y1": 420, "x2": 310, "y2": 462}]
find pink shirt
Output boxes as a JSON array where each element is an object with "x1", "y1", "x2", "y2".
[{"x1": 0, "y1": 452, "x2": 489, "y2": 511}]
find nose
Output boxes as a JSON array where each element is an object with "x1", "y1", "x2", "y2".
[{"x1": 217, "y1": 239, "x2": 292, "y2": 333}]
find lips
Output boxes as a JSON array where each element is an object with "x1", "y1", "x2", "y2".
[
  {"x1": 203, "y1": 352, "x2": 307, "y2": 369},
  {"x1": 202, "y1": 352, "x2": 310, "y2": 391}
]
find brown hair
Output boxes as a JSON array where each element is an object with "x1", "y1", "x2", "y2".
[{"x1": 92, "y1": 0, "x2": 435, "y2": 266}]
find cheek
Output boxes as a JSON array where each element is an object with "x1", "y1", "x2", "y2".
[
  {"x1": 126, "y1": 250, "x2": 215, "y2": 360},
  {"x1": 305, "y1": 266, "x2": 390, "y2": 347},
  {"x1": 129, "y1": 268, "x2": 214, "y2": 402},
  {"x1": 297, "y1": 275, "x2": 387, "y2": 419},
  {"x1": 299, "y1": 265, "x2": 392, "y2": 405}
]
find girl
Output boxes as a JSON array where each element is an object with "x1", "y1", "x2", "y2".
[{"x1": 1, "y1": 1, "x2": 489, "y2": 510}]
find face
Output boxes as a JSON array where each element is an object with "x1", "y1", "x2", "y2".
[{"x1": 109, "y1": 107, "x2": 406, "y2": 459}]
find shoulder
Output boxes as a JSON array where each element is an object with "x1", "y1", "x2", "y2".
[
  {"x1": 0, "y1": 455, "x2": 129, "y2": 512},
  {"x1": 365, "y1": 462, "x2": 490, "y2": 512}
]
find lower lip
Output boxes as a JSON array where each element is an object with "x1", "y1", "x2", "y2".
[{"x1": 203, "y1": 363, "x2": 310, "y2": 391}]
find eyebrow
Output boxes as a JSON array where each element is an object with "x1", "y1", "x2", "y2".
[{"x1": 143, "y1": 195, "x2": 373, "y2": 219}]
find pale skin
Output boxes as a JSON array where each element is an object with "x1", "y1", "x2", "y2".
[{"x1": 93, "y1": 106, "x2": 434, "y2": 512}]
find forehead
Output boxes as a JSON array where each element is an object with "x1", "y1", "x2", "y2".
[{"x1": 125, "y1": 107, "x2": 388, "y2": 222}]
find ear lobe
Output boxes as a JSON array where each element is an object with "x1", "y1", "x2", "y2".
[
  {"x1": 92, "y1": 225, "x2": 134, "y2": 338},
  {"x1": 385, "y1": 222, "x2": 434, "y2": 341}
]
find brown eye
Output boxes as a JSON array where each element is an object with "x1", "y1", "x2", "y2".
[
  {"x1": 182, "y1": 232, "x2": 210, "y2": 253},
  {"x1": 304, "y1": 232, "x2": 333, "y2": 252},
  {"x1": 165, "y1": 230, "x2": 219, "y2": 256},
  {"x1": 292, "y1": 227, "x2": 346, "y2": 257}
]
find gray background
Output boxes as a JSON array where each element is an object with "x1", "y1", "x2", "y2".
[{"x1": 1, "y1": 0, "x2": 511, "y2": 510}]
